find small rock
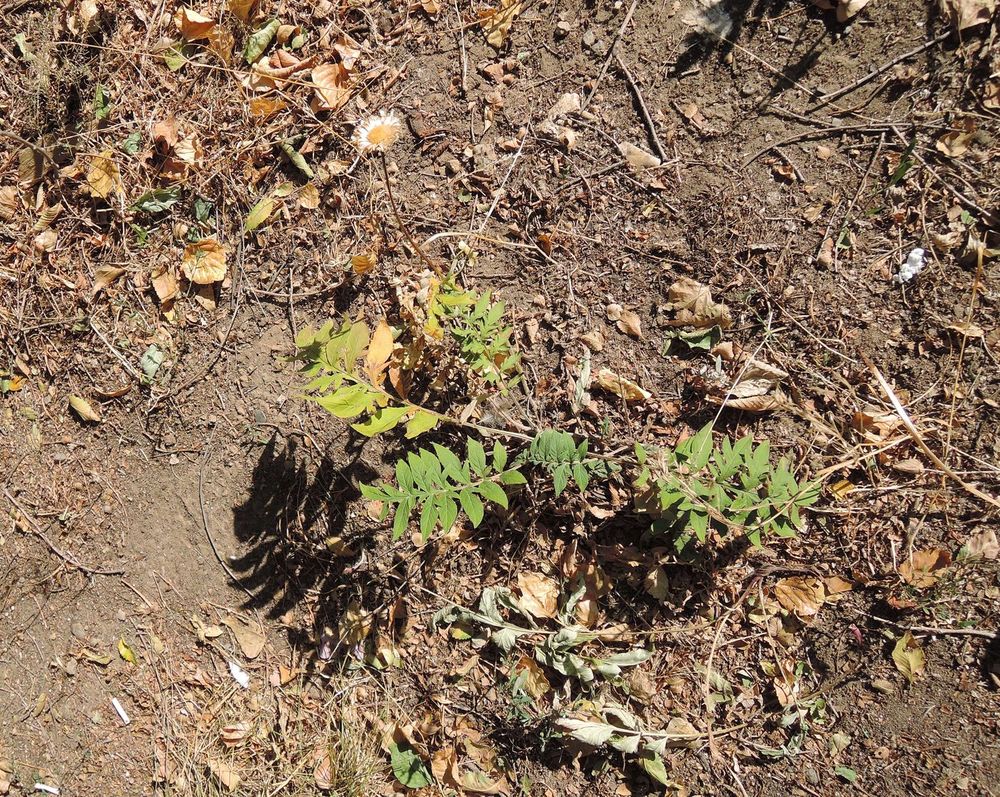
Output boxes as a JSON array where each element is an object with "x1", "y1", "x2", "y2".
[
  {"x1": 71, "y1": 622, "x2": 87, "y2": 639},
  {"x1": 805, "y1": 767, "x2": 820, "y2": 786}
]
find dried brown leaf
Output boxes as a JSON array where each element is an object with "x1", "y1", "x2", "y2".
[
  {"x1": 207, "y1": 758, "x2": 240, "y2": 793},
  {"x1": 939, "y1": 0, "x2": 996, "y2": 30},
  {"x1": 511, "y1": 654, "x2": 550, "y2": 698},
  {"x1": 222, "y1": 617, "x2": 265, "y2": 659},
  {"x1": 774, "y1": 576, "x2": 825, "y2": 619},
  {"x1": 69, "y1": 395, "x2": 102, "y2": 423},
  {"x1": 181, "y1": 238, "x2": 227, "y2": 284},
  {"x1": 594, "y1": 368, "x2": 651, "y2": 402},
  {"x1": 87, "y1": 149, "x2": 121, "y2": 199},
  {"x1": 666, "y1": 277, "x2": 732, "y2": 328},
  {"x1": 479, "y1": 0, "x2": 522, "y2": 48},
  {"x1": 92, "y1": 266, "x2": 126, "y2": 297},
  {"x1": 366, "y1": 319, "x2": 394, "y2": 386},
  {"x1": 616, "y1": 309, "x2": 643, "y2": 338},
  {"x1": 175, "y1": 7, "x2": 217, "y2": 40},
  {"x1": 619, "y1": 142, "x2": 661, "y2": 170},
  {"x1": 891, "y1": 631, "x2": 925, "y2": 683},
  {"x1": 312, "y1": 63, "x2": 352, "y2": 111},
  {"x1": 899, "y1": 548, "x2": 951, "y2": 589},
  {"x1": 964, "y1": 528, "x2": 999, "y2": 560},
  {"x1": 517, "y1": 572, "x2": 559, "y2": 619}
]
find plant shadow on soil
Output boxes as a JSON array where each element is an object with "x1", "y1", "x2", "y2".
[{"x1": 229, "y1": 433, "x2": 381, "y2": 649}]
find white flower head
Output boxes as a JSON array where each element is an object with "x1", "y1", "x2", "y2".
[
  {"x1": 352, "y1": 110, "x2": 402, "y2": 155},
  {"x1": 895, "y1": 247, "x2": 926, "y2": 284}
]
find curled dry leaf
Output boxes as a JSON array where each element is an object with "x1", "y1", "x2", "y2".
[
  {"x1": 899, "y1": 548, "x2": 951, "y2": 589},
  {"x1": 479, "y1": 0, "x2": 522, "y2": 48},
  {"x1": 511, "y1": 654, "x2": 550, "y2": 697},
  {"x1": 619, "y1": 142, "x2": 661, "y2": 170},
  {"x1": 594, "y1": 367, "x2": 651, "y2": 403},
  {"x1": 69, "y1": 395, "x2": 101, "y2": 423},
  {"x1": 517, "y1": 572, "x2": 559, "y2": 619},
  {"x1": 220, "y1": 721, "x2": 251, "y2": 748},
  {"x1": 774, "y1": 576, "x2": 826, "y2": 619},
  {"x1": 181, "y1": 238, "x2": 227, "y2": 284},
  {"x1": 665, "y1": 277, "x2": 732, "y2": 329},
  {"x1": 87, "y1": 149, "x2": 121, "y2": 199},
  {"x1": 92, "y1": 266, "x2": 126, "y2": 297},
  {"x1": 891, "y1": 631, "x2": 925, "y2": 683},
  {"x1": 312, "y1": 63, "x2": 352, "y2": 111}
]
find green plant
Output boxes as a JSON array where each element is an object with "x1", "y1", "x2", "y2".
[
  {"x1": 634, "y1": 424, "x2": 821, "y2": 550},
  {"x1": 430, "y1": 278, "x2": 520, "y2": 388},
  {"x1": 520, "y1": 429, "x2": 615, "y2": 497},
  {"x1": 359, "y1": 440, "x2": 525, "y2": 541},
  {"x1": 297, "y1": 319, "x2": 440, "y2": 439}
]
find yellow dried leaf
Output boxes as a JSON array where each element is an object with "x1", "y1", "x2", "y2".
[
  {"x1": 480, "y1": 0, "x2": 521, "y2": 48},
  {"x1": 891, "y1": 631, "x2": 925, "y2": 683},
  {"x1": 594, "y1": 367, "x2": 651, "y2": 402},
  {"x1": 517, "y1": 572, "x2": 559, "y2": 619},
  {"x1": 244, "y1": 197, "x2": 276, "y2": 232},
  {"x1": 32, "y1": 203, "x2": 62, "y2": 232},
  {"x1": 118, "y1": 637, "x2": 137, "y2": 664},
  {"x1": 181, "y1": 238, "x2": 227, "y2": 284},
  {"x1": 69, "y1": 395, "x2": 101, "y2": 423},
  {"x1": 298, "y1": 183, "x2": 320, "y2": 209},
  {"x1": 248, "y1": 96, "x2": 288, "y2": 118},
  {"x1": 338, "y1": 600, "x2": 373, "y2": 647},
  {"x1": 311, "y1": 63, "x2": 352, "y2": 112},
  {"x1": 511, "y1": 654, "x2": 550, "y2": 698},
  {"x1": 365, "y1": 319, "x2": 394, "y2": 386},
  {"x1": 228, "y1": 0, "x2": 257, "y2": 23},
  {"x1": 774, "y1": 576, "x2": 826, "y2": 619},
  {"x1": 87, "y1": 149, "x2": 121, "y2": 199},
  {"x1": 175, "y1": 7, "x2": 217, "y2": 40},
  {"x1": 351, "y1": 252, "x2": 377, "y2": 275}
]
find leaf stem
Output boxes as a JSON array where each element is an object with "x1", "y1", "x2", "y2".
[{"x1": 379, "y1": 151, "x2": 442, "y2": 275}]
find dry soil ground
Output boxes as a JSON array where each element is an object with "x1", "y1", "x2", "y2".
[{"x1": 1, "y1": 0, "x2": 1000, "y2": 796}]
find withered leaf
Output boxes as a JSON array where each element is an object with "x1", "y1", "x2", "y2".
[
  {"x1": 665, "y1": 277, "x2": 732, "y2": 329},
  {"x1": 774, "y1": 576, "x2": 826, "y2": 619},
  {"x1": 899, "y1": 548, "x2": 951, "y2": 589},
  {"x1": 517, "y1": 572, "x2": 559, "y2": 619}
]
